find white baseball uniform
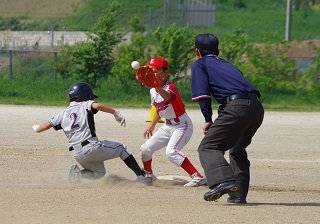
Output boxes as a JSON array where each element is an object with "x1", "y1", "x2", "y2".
[
  {"x1": 140, "y1": 81, "x2": 193, "y2": 166},
  {"x1": 50, "y1": 100, "x2": 132, "y2": 179}
]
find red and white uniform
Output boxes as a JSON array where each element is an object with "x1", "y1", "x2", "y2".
[
  {"x1": 151, "y1": 81, "x2": 185, "y2": 119},
  {"x1": 140, "y1": 81, "x2": 193, "y2": 167}
]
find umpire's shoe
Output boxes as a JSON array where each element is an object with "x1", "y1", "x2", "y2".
[
  {"x1": 227, "y1": 191, "x2": 247, "y2": 203},
  {"x1": 227, "y1": 196, "x2": 247, "y2": 204},
  {"x1": 204, "y1": 181, "x2": 238, "y2": 201}
]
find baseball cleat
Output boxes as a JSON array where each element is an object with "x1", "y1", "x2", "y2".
[
  {"x1": 136, "y1": 175, "x2": 152, "y2": 183},
  {"x1": 204, "y1": 181, "x2": 238, "y2": 201},
  {"x1": 68, "y1": 164, "x2": 82, "y2": 184},
  {"x1": 184, "y1": 173, "x2": 207, "y2": 187},
  {"x1": 136, "y1": 170, "x2": 157, "y2": 183},
  {"x1": 144, "y1": 170, "x2": 157, "y2": 181}
]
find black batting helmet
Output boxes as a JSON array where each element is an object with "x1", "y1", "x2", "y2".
[{"x1": 68, "y1": 82, "x2": 98, "y2": 101}]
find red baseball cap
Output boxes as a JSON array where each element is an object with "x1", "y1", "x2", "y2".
[{"x1": 147, "y1": 57, "x2": 168, "y2": 69}]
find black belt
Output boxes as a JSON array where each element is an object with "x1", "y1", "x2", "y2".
[
  {"x1": 226, "y1": 93, "x2": 258, "y2": 104},
  {"x1": 69, "y1": 140, "x2": 90, "y2": 151}
]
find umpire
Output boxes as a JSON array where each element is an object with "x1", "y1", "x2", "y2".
[{"x1": 191, "y1": 33, "x2": 264, "y2": 203}]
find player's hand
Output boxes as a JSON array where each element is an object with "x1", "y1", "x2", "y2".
[
  {"x1": 113, "y1": 110, "x2": 126, "y2": 127},
  {"x1": 143, "y1": 125, "x2": 155, "y2": 139},
  {"x1": 202, "y1": 122, "x2": 213, "y2": 135},
  {"x1": 32, "y1": 125, "x2": 40, "y2": 133}
]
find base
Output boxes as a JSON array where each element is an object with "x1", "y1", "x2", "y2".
[{"x1": 155, "y1": 175, "x2": 192, "y2": 185}]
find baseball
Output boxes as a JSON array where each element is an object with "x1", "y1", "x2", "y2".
[{"x1": 131, "y1": 61, "x2": 140, "y2": 70}]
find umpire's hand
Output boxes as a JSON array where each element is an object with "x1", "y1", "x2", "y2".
[{"x1": 203, "y1": 122, "x2": 213, "y2": 135}]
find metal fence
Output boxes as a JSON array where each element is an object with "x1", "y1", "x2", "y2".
[
  {"x1": 1, "y1": 1, "x2": 217, "y2": 50},
  {"x1": 0, "y1": 50, "x2": 318, "y2": 81},
  {"x1": 0, "y1": 50, "x2": 58, "y2": 80},
  {"x1": 140, "y1": 0, "x2": 216, "y2": 31},
  {"x1": 0, "y1": 1, "x2": 318, "y2": 82},
  {"x1": 0, "y1": 31, "x2": 89, "y2": 51}
]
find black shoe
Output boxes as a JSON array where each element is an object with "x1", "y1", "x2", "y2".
[
  {"x1": 227, "y1": 196, "x2": 247, "y2": 204},
  {"x1": 204, "y1": 181, "x2": 238, "y2": 201}
]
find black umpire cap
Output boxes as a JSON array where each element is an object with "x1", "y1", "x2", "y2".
[{"x1": 194, "y1": 34, "x2": 219, "y2": 51}]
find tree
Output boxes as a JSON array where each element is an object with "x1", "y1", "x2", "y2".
[
  {"x1": 111, "y1": 15, "x2": 152, "y2": 90},
  {"x1": 220, "y1": 28, "x2": 252, "y2": 64},
  {"x1": 152, "y1": 24, "x2": 195, "y2": 82},
  {"x1": 57, "y1": 0, "x2": 121, "y2": 88},
  {"x1": 246, "y1": 33, "x2": 296, "y2": 93}
]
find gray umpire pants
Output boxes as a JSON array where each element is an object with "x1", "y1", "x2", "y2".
[{"x1": 198, "y1": 95, "x2": 264, "y2": 198}]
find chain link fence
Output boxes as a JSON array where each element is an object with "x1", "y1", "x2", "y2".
[
  {"x1": 0, "y1": 0, "x2": 318, "y2": 81},
  {"x1": 0, "y1": 50, "x2": 58, "y2": 81},
  {"x1": 0, "y1": 31, "x2": 89, "y2": 51},
  {"x1": 0, "y1": 1, "x2": 217, "y2": 50},
  {"x1": 0, "y1": 50, "x2": 318, "y2": 81},
  {"x1": 135, "y1": 0, "x2": 216, "y2": 32}
]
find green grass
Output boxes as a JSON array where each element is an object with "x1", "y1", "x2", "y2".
[
  {"x1": 1, "y1": 0, "x2": 320, "y2": 110},
  {"x1": 214, "y1": 2, "x2": 320, "y2": 42},
  {"x1": 1, "y1": 77, "x2": 320, "y2": 111},
  {"x1": 1, "y1": 0, "x2": 320, "y2": 41}
]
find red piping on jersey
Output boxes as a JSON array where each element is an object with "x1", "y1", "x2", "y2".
[{"x1": 192, "y1": 95, "x2": 210, "y2": 102}]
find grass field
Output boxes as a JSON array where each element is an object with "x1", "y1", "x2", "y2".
[{"x1": 0, "y1": 0, "x2": 319, "y2": 41}]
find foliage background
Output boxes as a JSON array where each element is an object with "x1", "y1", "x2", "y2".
[
  {"x1": 0, "y1": 0, "x2": 320, "y2": 111},
  {"x1": 0, "y1": 0, "x2": 320, "y2": 41}
]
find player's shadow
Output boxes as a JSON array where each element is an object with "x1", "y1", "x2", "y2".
[{"x1": 227, "y1": 202, "x2": 320, "y2": 207}]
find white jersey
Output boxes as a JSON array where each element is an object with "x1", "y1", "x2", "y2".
[{"x1": 50, "y1": 100, "x2": 98, "y2": 147}]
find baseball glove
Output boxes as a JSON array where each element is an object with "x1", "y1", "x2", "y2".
[{"x1": 135, "y1": 65, "x2": 161, "y2": 88}]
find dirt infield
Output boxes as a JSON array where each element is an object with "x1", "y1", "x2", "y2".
[{"x1": 0, "y1": 105, "x2": 319, "y2": 224}]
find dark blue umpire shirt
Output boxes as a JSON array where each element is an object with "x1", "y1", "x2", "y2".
[{"x1": 191, "y1": 54, "x2": 260, "y2": 123}]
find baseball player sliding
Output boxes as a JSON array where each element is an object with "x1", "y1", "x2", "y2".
[
  {"x1": 32, "y1": 82, "x2": 152, "y2": 184},
  {"x1": 136, "y1": 57, "x2": 207, "y2": 187}
]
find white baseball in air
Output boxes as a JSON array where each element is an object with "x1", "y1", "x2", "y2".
[{"x1": 131, "y1": 61, "x2": 140, "y2": 70}]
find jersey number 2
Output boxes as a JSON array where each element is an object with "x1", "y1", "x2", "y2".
[{"x1": 70, "y1": 113, "x2": 80, "y2": 130}]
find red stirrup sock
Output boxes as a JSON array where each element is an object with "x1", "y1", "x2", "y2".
[
  {"x1": 180, "y1": 157, "x2": 203, "y2": 177},
  {"x1": 143, "y1": 159, "x2": 153, "y2": 173}
]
